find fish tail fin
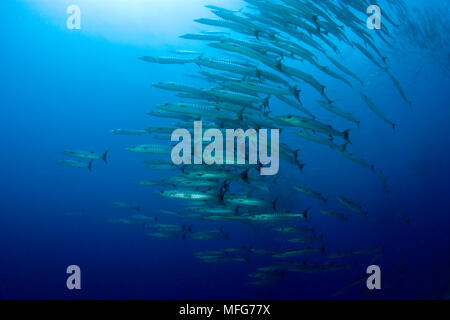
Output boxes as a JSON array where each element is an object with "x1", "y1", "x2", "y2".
[
  {"x1": 256, "y1": 68, "x2": 262, "y2": 80},
  {"x1": 181, "y1": 233, "x2": 187, "y2": 240},
  {"x1": 88, "y1": 160, "x2": 93, "y2": 171},
  {"x1": 219, "y1": 226, "x2": 224, "y2": 233},
  {"x1": 293, "y1": 86, "x2": 301, "y2": 102},
  {"x1": 294, "y1": 150, "x2": 305, "y2": 172},
  {"x1": 238, "y1": 106, "x2": 247, "y2": 121},
  {"x1": 272, "y1": 197, "x2": 279, "y2": 211},
  {"x1": 276, "y1": 59, "x2": 283, "y2": 72},
  {"x1": 357, "y1": 120, "x2": 361, "y2": 129},
  {"x1": 241, "y1": 168, "x2": 250, "y2": 183},
  {"x1": 263, "y1": 96, "x2": 270, "y2": 109},
  {"x1": 102, "y1": 149, "x2": 110, "y2": 163},
  {"x1": 370, "y1": 164, "x2": 375, "y2": 172},
  {"x1": 343, "y1": 128, "x2": 352, "y2": 143},
  {"x1": 320, "y1": 246, "x2": 326, "y2": 254},
  {"x1": 392, "y1": 123, "x2": 396, "y2": 131},
  {"x1": 302, "y1": 207, "x2": 311, "y2": 220}
]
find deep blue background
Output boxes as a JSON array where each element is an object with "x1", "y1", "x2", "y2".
[{"x1": 0, "y1": 0, "x2": 449, "y2": 299}]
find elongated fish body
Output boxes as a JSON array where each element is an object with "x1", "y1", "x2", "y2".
[
  {"x1": 225, "y1": 37, "x2": 286, "y2": 57},
  {"x1": 320, "y1": 210, "x2": 349, "y2": 222},
  {"x1": 273, "y1": 225, "x2": 313, "y2": 233},
  {"x1": 223, "y1": 193, "x2": 267, "y2": 206},
  {"x1": 222, "y1": 80, "x2": 290, "y2": 96},
  {"x1": 353, "y1": 42, "x2": 385, "y2": 70},
  {"x1": 207, "y1": 42, "x2": 279, "y2": 70},
  {"x1": 194, "y1": 18, "x2": 259, "y2": 37},
  {"x1": 152, "y1": 82, "x2": 202, "y2": 95},
  {"x1": 294, "y1": 186, "x2": 328, "y2": 203},
  {"x1": 249, "y1": 209, "x2": 309, "y2": 222},
  {"x1": 156, "y1": 102, "x2": 238, "y2": 121},
  {"x1": 153, "y1": 223, "x2": 187, "y2": 232},
  {"x1": 204, "y1": 89, "x2": 263, "y2": 104},
  {"x1": 360, "y1": 93, "x2": 396, "y2": 130},
  {"x1": 158, "y1": 189, "x2": 215, "y2": 201},
  {"x1": 183, "y1": 169, "x2": 237, "y2": 180},
  {"x1": 62, "y1": 150, "x2": 109, "y2": 163},
  {"x1": 179, "y1": 33, "x2": 224, "y2": 41},
  {"x1": 336, "y1": 148, "x2": 375, "y2": 171},
  {"x1": 317, "y1": 65, "x2": 353, "y2": 88},
  {"x1": 296, "y1": 130, "x2": 346, "y2": 151},
  {"x1": 149, "y1": 232, "x2": 186, "y2": 239},
  {"x1": 277, "y1": 95, "x2": 315, "y2": 118},
  {"x1": 57, "y1": 159, "x2": 93, "y2": 171},
  {"x1": 336, "y1": 196, "x2": 368, "y2": 216},
  {"x1": 169, "y1": 50, "x2": 202, "y2": 55},
  {"x1": 139, "y1": 56, "x2": 193, "y2": 65},
  {"x1": 317, "y1": 100, "x2": 360, "y2": 128},
  {"x1": 288, "y1": 234, "x2": 323, "y2": 243},
  {"x1": 326, "y1": 55, "x2": 364, "y2": 85},
  {"x1": 272, "y1": 247, "x2": 324, "y2": 258},
  {"x1": 275, "y1": 115, "x2": 351, "y2": 142},
  {"x1": 387, "y1": 71, "x2": 412, "y2": 105},
  {"x1": 194, "y1": 57, "x2": 259, "y2": 77},
  {"x1": 171, "y1": 179, "x2": 219, "y2": 188},
  {"x1": 125, "y1": 144, "x2": 171, "y2": 154},
  {"x1": 185, "y1": 207, "x2": 235, "y2": 215}
]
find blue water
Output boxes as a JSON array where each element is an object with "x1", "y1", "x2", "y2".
[{"x1": 0, "y1": 0, "x2": 449, "y2": 299}]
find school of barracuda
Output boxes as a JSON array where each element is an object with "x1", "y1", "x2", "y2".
[{"x1": 57, "y1": 0, "x2": 416, "y2": 294}]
